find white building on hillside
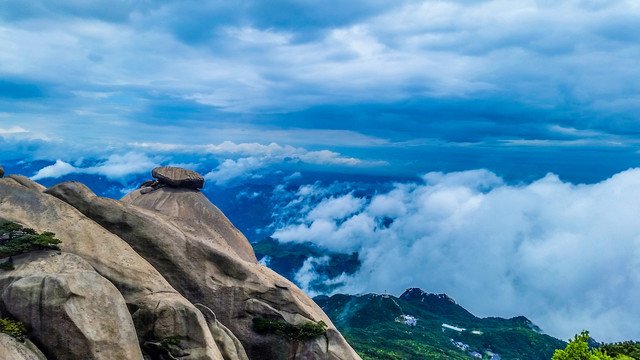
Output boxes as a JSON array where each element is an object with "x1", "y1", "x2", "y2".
[{"x1": 442, "y1": 323, "x2": 466, "y2": 332}]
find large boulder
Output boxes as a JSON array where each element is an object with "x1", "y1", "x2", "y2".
[
  {"x1": 0, "y1": 251, "x2": 143, "y2": 360},
  {"x1": 48, "y1": 175, "x2": 361, "y2": 360},
  {"x1": 0, "y1": 177, "x2": 237, "y2": 360},
  {"x1": 0, "y1": 165, "x2": 4, "y2": 178},
  {"x1": 121, "y1": 186, "x2": 256, "y2": 263},
  {"x1": 152, "y1": 166, "x2": 205, "y2": 189},
  {"x1": 0, "y1": 334, "x2": 47, "y2": 360},
  {"x1": 5, "y1": 175, "x2": 45, "y2": 192}
]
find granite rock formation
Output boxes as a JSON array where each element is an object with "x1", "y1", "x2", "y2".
[
  {"x1": 0, "y1": 334, "x2": 47, "y2": 360},
  {"x1": 0, "y1": 251, "x2": 143, "y2": 360},
  {"x1": 151, "y1": 166, "x2": 205, "y2": 189},
  {"x1": 0, "y1": 166, "x2": 361, "y2": 360}
]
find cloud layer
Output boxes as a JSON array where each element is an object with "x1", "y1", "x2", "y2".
[
  {"x1": 31, "y1": 152, "x2": 160, "y2": 181},
  {"x1": 26, "y1": 141, "x2": 372, "y2": 185},
  {"x1": 272, "y1": 168, "x2": 640, "y2": 342},
  {"x1": 2, "y1": 0, "x2": 640, "y2": 183}
]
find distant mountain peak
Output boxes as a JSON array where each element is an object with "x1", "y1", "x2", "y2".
[{"x1": 400, "y1": 287, "x2": 457, "y2": 304}]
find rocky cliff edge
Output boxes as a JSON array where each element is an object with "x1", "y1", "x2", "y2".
[{"x1": 0, "y1": 166, "x2": 361, "y2": 360}]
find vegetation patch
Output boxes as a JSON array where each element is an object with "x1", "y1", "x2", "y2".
[
  {"x1": 0, "y1": 258, "x2": 14, "y2": 270},
  {"x1": 0, "y1": 221, "x2": 61, "y2": 260},
  {"x1": 601, "y1": 341, "x2": 640, "y2": 360},
  {"x1": 159, "y1": 335, "x2": 181, "y2": 352},
  {"x1": 0, "y1": 318, "x2": 27, "y2": 342},
  {"x1": 553, "y1": 331, "x2": 611, "y2": 360},
  {"x1": 253, "y1": 317, "x2": 327, "y2": 341},
  {"x1": 314, "y1": 292, "x2": 568, "y2": 360},
  {"x1": 142, "y1": 335, "x2": 183, "y2": 359}
]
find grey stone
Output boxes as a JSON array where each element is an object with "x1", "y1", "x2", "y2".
[
  {"x1": 123, "y1": 186, "x2": 360, "y2": 360},
  {"x1": 152, "y1": 166, "x2": 204, "y2": 189},
  {"x1": 139, "y1": 179, "x2": 157, "y2": 188},
  {"x1": 0, "y1": 334, "x2": 47, "y2": 360},
  {"x1": 1, "y1": 178, "x2": 230, "y2": 360},
  {"x1": 0, "y1": 251, "x2": 143, "y2": 360}
]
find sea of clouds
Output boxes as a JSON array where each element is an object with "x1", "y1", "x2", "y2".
[
  {"x1": 272, "y1": 169, "x2": 640, "y2": 342},
  {"x1": 16, "y1": 145, "x2": 640, "y2": 342}
]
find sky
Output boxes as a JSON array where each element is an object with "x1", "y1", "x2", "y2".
[{"x1": 2, "y1": 0, "x2": 640, "y2": 342}]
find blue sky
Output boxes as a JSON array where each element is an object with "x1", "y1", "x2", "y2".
[
  {"x1": 2, "y1": 0, "x2": 640, "y2": 342},
  {"x1": 2, "y1": 0, "x2": 640, "y2": 183}
]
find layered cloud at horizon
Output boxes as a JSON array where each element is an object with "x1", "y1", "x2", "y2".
[
  {"x1": 30, "y1": 152, "x2": 161, "y2": 182},
  {"x1": 272, "y1": 168, "x2": 640, "y2": 342},
  {"x1": 25, "y1": 140, "x2": 378, "y2": 185}
]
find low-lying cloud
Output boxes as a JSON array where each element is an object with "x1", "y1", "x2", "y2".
[
  {"x1": 272, "y1": 169, "x2": 640, "y2": 342},
  {"x1": 31, "y1": 152, "x2": 160, "y2": 181},
  {"x1": 134, "y1": 141, "x2": 371, "y2": 185},
  {"x1": 25, "y1": 140, "x2": 374, "y2": 186}
]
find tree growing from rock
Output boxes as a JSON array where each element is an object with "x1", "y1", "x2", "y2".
[
  {"x1": 0, "y1": 221, "x2": 61, "y2": 259},
  {"x1": 552, "y1": 331, "x2": 611, "y2": 360}
]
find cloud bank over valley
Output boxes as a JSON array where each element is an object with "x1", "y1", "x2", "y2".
[{"x1": 271, "y1": 168, "x2": 640, "y2": 343}]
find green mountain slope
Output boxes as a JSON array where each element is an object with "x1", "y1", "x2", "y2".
[{"x1": 314, "y1": 288, "x2": 566, "y2": 360}]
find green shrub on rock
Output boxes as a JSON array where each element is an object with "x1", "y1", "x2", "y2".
[
  {"x1": 159, "y1": 335, "x2": 181, "y2": 352},
  {"x1": 0, "y1": 318, "x2": 27, "y2": 342},
  {"x1": 0, "y1": 221, "x2": 61, "y2": 259},
  {"x1": 253, "y1": 317, "x2": 327, "y2": 341},
  {"x1": 600, "y1": 342, "x2": 640, "y2": 360},
  {"x1": 0, "y1": 258, "x2": 14, "y2": 270}
]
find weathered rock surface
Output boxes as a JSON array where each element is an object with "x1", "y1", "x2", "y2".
[
  {"x1": 121, "y1": 186, "x2": 256, "y2": 263},
  {"x1": 50, "y1": 175, "x2": 361, "y2": 360},
  {"x1": 5, "y1": 174, "x2": 45, "y2": 192},
  {"x1": 152, "y1": 166, "x2": 205, "y2": 189},
  {"x1": 0, "y1": 334, "x2": 47, "y2": 360},
  {"x1": 0, "y1": 177, "x2": 236, "y2": 360},
  {"x1": 0, "y1": 169, "x2": 361, "y2": 360},
  {"x1": 0, "y1": 251, "x2": 143, "y2": 360}
]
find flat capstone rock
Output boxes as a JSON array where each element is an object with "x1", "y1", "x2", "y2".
[{"x1": 151, "y1": 166, "x2": 204, "y2": 189}]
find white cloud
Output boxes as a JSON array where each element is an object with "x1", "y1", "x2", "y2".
[
  {"x1": 205, "y1": 157, "x2": 267, "y2": 185},
  {"x1": 144, "y1": 140, "x2": 375, "y2": 185},
  {"x1": 283, "y1": 172, "x2": 302, "y2": 182},
  {"x1": 24, "y1": 140, "x2": 376, "y2": 187},
  {"x1": 258, "y1": 255, "x2": 272, "y2": 267},
  {"x1": 0, "y1": 125, "x2": 51, "y2": 142},
  {"x1": 0, "y1": 126, "x2": 28, "y2": 135},
  {"x1": 132, "y1": 140, "x2": 369, "y2": 165},
  {"x1": 272, "y1": 168, "x2": 640, "y2": 342},
  {"x1": 292, "y1": 255, "x2": 354, "y2": 298},
  {"x1": 31, "y1": 159, "x2": 78, "y2": 180},
  {"x1": 5, "y1": 0, "x2": 638, "y2": 117},
  {"x1": 31, "y1": 152, "x2": 160, "y2": 181},
  {"x1": 307, "y1": 194, "x2": 366, "y2": 221},
  {"x1": 298, "y1": 150, "x2": 362, "y2": 166},
  {"x1": 294, "y1": 256, "x2": 331, "y2": 298}
]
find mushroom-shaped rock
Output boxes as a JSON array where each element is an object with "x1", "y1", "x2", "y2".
[
  {"x1": 152, "y1": 166, "x2": 204, "y2": 189},
  {"x1": 0, "y1": 165, "x2": 4, "y2": 178}
]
